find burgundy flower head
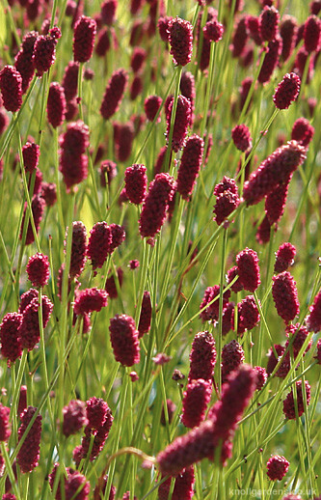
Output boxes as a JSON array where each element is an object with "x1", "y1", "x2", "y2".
[
  {"x1": 138, "y1": 290, "x2": 152, "y2": 338},
  {"x1": 139, "y1": 173, "x2": 175, "y2": 238},
  {"x1": 87, "y1": 221, "x2": 112, "y2": 269},
  {"x1": 181, "y1": 379, "x2": 212, "y2": 428},
  {"x1": 100, "y1": 69, "x2": 128, "y2": 120},
  {"x1": 188, "y1": 331, "x2": 216, "y2": 382},
  {"x1": 283, "y1": 380, "x2": 311, "y2": 419},
  {"x1": 109, "y1": 223, "x2": 126, "y2": 253},
  {"x1": 0, "y1": 312, "x2": 22, "y2": 365},
  {"x1": 265, "y1": 180, "x2": 290, "y2": 225},
  {"x1": 17, "y1": 406, "x2": 42, "y2": 473},
  {"x1": 59, "y1": 120, "x2": 89, "y2": 189},
  {"x1": 226, "y1": 266, "x2": 243, "y2": 293},
  {"x1": 168, "y1": 17, "x2": 193, "y2": 66},
  {"x1": 203, "y1": 19, "x2": 224, "y2": 42},
  {"x1": 274, "y1": 242, "x2": 296, "y2": 273},
  {"x1": 221, "y1": 339, "x2": 245, "y2": 384},
  {"x1": 125, "y1": 164, "x2": 147, "y2": 204},
  {"x1": 63, "y1": 400, "x2": 88, "y2": 437},
  {"x1": 258, "y1": 37, "x2": 282, "y2": 84},
  {"x1": 259, "y1": 6, "x2": 279, "y2": 41},
  {"x1": 235, "y1": 295, "x2": 260, "y2": 334},
  {"x1": 303, "y1": 15, "x2": 321, "y2": 53},
  {"x1": 19, "y1": 295, "x2": 53, "y2": 351},
  {"x1": 0, "y1": 404, "x2": 11, "y2": 441},
  {"x1": 62, "y1": 61, "x2": 79, "y2": 101},
  {"x1": 144, "y1": 95, "x2": 162, "y2": 122},
  {"x1": 131, "y1": 47, "x2": 147, "y2": 73},
  {"x1": 101, "y1": 0, "x2": 117, "y2": 26},
  {"x1": 272, "y1": 272, "x2": 299, "y2": 323},
  {"x1": 15, "y1": 31, "x2": 38, "y2": 94},
  {"x1": 74, "y1": 288, "x2": 108, "y2": 316},
  {"x1": 267, "y1": 455, "x2": 290, "y2": 481},
  {"x1": 47, "y1": 82, "x2": 66, "y2": 128},
  {"x1": 86, "y1": 397, "x2": 110, "y2": 430},
  {"x1": 33, "y1": 28, "x2": 61, "y2": 76},
  {"x1": 158, "y1": 466, "x2": 195, "y2": 500},
  {"x1": 0, "y1": 66, "x2": 23, "y2": 112},
  {"x1": 26, "y1": 252, "x2": 50, "y2": 287},
  {"x1": 306, "y1": 290, "x2": 321, "y2": 332},
  {"x1": 254, "y1": 366, "x2": 267, "y2": 390},
  {"x1": 176, "y1": 134, "x2": 204, "y2": 200},
  {"x1": 109, "y1": 314, "x2": 140, "y2": 367},
  {"x1": 199, "y1": 285, "x2": 230, "y2": 323},
  {"x1": 243, "y1": 141, "x2": 306, "y2": 206},
  {"x1": 273, "y1": 73, "x2": 301, "y2": 110},
  {"x1": 73, "y1": 16, "x2": 97, "y2": 62},
  {"x1": 231, "y1": 17, "x2": 248, "y2": 58},
  {"x1": 236, "y1": 248, "x2": 260, "y2": 292},
  {"x1": 291, "y1": 118, "x2": 314, "y2": 147},
  {"x1": 280, "y1": 16, "x2": 297, "y2": 62},
  {"x1": 22, "y1": 141, "x2": 40, "y2": 173},
  {"x1": 165, "y1": 95, "x2": 191, "y2": 152},
  {"x1": 180, "y1": 71, "x2": 195, "y2": 126},
  {"x1": 232, "y1": 124, "x2": 252, "y2": 152}
]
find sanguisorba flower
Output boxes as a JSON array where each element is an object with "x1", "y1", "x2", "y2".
[
  {"x1": 86, "y1": 397, "x2": 110, "y2": 430},
  {"x1": 87, "y1": 221, "x2": 112, "y2": 270},
  {"x1": 221, "y1": 340, "x2": 245, "y2": 384},
  {"x1": 231, "y1": 124, "x2": 252, "y2": 152},
  {"x1": 144, "y1": 95, "x2": 162, "y2": 122},
  {"x1": 74, "y1": 288, "x2": 108, "y2": 316},
  {"x1": 17, "y1": 406, "x2": 42, "y2": 473},
  {"x1": 283, "y1": 380, "x2": 311, "y2": 420},
  {"x1": 14, "y1": 31, "x2": 38, "y2": 94},
  {"x1": 138, "y1": 290, "x2": 152, "y2": 338},
  {"x1": 47, "y1": 82, "x2": 66, "y2": 128},
  {"x1": 124, "y1": 164, "x2": 147, "y2": 204},
  {"x1": 19, "y1": 295, "x2": 53, "y2": 351},
  {"x1": 109, "y1": 314, "x2": 140, "y2": 367},
  {"x1": 280, "y1": 16, "x2": 297, "y2": 62},
  {"x1": 22, "y1": 141, "x2": 40, "y2": 173},
  {"x1": 165, "y1": 95, "x2": 191, "y2": 153},
  {"x1": 266, "y1": 455, "x2": 290, "y2": 481},
  {"x1": 0, "y1": 404, "x2": 11, "y2": 441},
  {"x1": 243, "y1": 141, "x2": 306, "y2": 206},
  {"x1": 274, "y1": 242, "x2": 296, "y2": 273},
  {"x1": 73, "y1": 15, "x2": 97, "y2": 63},
  {"x1": 0, "y1": 312, "x2": 22, "y2": 365},
  {"x1": 26, "y1": 252, "x2": 50, "y2": 287},
  {"x1": 32, "y1": 27, "x2": 61, "y2": 77},
  {"x1": 273, "y1": 73, "x2": 301, "y2": 110},
  {"x1": 20, "y1": 194, "x2": 46, "y2": 245},
  {"x1": 158, "y1": 466, "x2": 195, "y2": 500},
  {"x1": 69, "y1": 221, "x2": 87, "y2": 279},
  {"x1": 203, "y1": 19, "x2": 224, "y2": 42},
  {"x1": 259, "y1": 6, "x2": 279, "y2": 42},
  {"x1": 0, "y1": 66, "x2": 23, "y2": 112},
  {"x1": 303, "y1": 15, "x2": 321, "y2": 53},
  {"x1": 272, "y1": 271, "x2": 299, "y2": 323},
  {"x1": 100, "y1": 69, "x2": 128, "y2": 120},
  {"x1": 62, "y1": 400, "x2": 88, "y2": 437},
  {"x1": 306, "y1": 290, "x2": 321, "y2": 332},
  {"x1": 59, "y1": 120, "x2": 90, "y2": 189},
  {"x1": 236, "y1": 248, "x2": 261, "y2": 292},
  {"x1": 188, "y1": 331, "x2": 216, "y2": 383},
  {"x1": 291, "y1": 117, "x2": 314, "y2": 147},
  {"x1": 176, "y1": 134, "x2": 204, "y2": 200},
  {"x1": 264, "y1": 179, "x2": 291, "y2": 225},
  {"x1": 139, "y1": 173, "x2": 175, "y2": 239},
  {"x1": 181, "y1": 379, "x2": 212, "y2": 428},
  {"x1": 168, "y1": 17, "x2": 193, "y2": 67}
]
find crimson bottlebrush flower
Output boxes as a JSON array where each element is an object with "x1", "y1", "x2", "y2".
[
  {"x1": 73, "y1": 16, "x2": 97, "y2": 63},
  {"x1": 20, "y1": 194, "x2": 45, "y2": 245},
  {"x1": 125, "y1": 164, "x2": 147, "y2": 204},
  {"x1": 131, "y1": 47, "x2": 147, "y2": 73},
  {"x1": 231, "y1": 17, "x2": 248, "y2": 58},
  {"x1": 138, "y1": 290, "x2": 152, "y2": 338},
  {"x1": 254, "y1": 366, "x2": 267, "y2": 390},
  {"x1": 100, "y1": 160, "x2": 117, "y2": 187},
  {"x1": 273, "y1": 73, "x2": 301, "y2": 110},
  {"x1": 267, "y1": 455, "x2": 290, "y2": 481},
  {"x1": 259, "y1": 6, "x2": 279, "y2": 41},
  {"x1": 161, "y1": 399, "x2": 176, "y2": 426},
  {"x1": 109, "y1": 314, "x2": 140, "y2": 367},
  {"x1": 221, "y1": 340, "x2": 245, "y2": 384},
  {"x1": 74, "y1": 288, "x2": 108, "y2": 316},
  {"x1": 166, "y1": 95, "x2": 191, "y2": 152},
  {"x1": 130, "y1": 75, "x2": 143, "y2": 101},
  {"x1": 19, "y1": 288, "x2": 39, "y2": 314},
  {"x1": 176, "y1": 134, "x2": 204, "y2": 200},
  {"x1": 246, "y1": 15, "x2": 262, "y2": 46},
  {"x1": 62, "y1": 61, "x2": 79, "y2": 101},
  {"x1": 101, "y1": 0, "x2": 117, "y2": 26},
  {"x1": 226, "y1": 266, "x2": 243, "y2": 293},
  {"x1": 87, "y1": 221, "x2": 112, "y2": 269},
  {"x1": 158, "y1": 466, "x2": 195, "y2": 500},
  {"x1": 100, "y1": 69, "x2": 128, "y2": 120},
  {"x1": 157, "y1": 365, "x2": 256, "y2": 475},
  {"x1": 17, "y1": 406, "x2": 42, "y2": 473},
  {"x1": 306, "y1": 290, "x2": 321, "y2": 332},
  {"x1": 63, "y1": 400, "x2": 88, "y2": 437},
  {"x1": 129, "y1": 259, "x2": 139, "y2": 270},
  {"x1": 144, "y1": 95, "x2": 162, "y2": 123},
  {"x1": 47, "y1": 82, "x2": 66, "y2": 128},
  {"x1": 49, "y1": 465, "x2": 90, "y2": 500},
  {"x1": 139, "y1": 173, "x2": 175, "y2": 238},
  {"x1": 286, "y1": 323, "x2": 312, "y2": 358},
  {"x1": 115, "y1": 121, "x2": 134, "y2": 162},
  {"x1": 283, "y1": 380, "x2": 311, "y2": 419},
  {"x1": 214, "y1": 177, "x2": 238, "y2": 196},
  {"x1": 95, "y1": 28, "x2": 111, "y2": 57},
  {"x1": 69, "y1": 221, "x2": 87, "y2": 278},
  {"x1": 265, "y1": 179, "x2": 290, "y2": 224},
  {"x1": 266, "y1": 344, "x2": 288, "y2": 378},
  {"x1": 109, "y1": 223, "x2": 125, "y2": 253},
  {"x1": 294, "y1": 47, "x2": 313, "y2": 83},
  {"x1": 235, "y1": 295, "x2": 260, "y2": 334},
  {"x1": 180, "y1": 71, "x2": 195, "y2": 126},
  {"x1": 303, "y1": 15, "x2": 321, "y2": 53},
  {"x1": 19, "y1": 295, "x2": 53, "y2": 351},
  {"x1": 291, "y1": 118, "x2": 314, "y2": 147},
  {"x1": 41, "y1": 182, "x2": 57, "y2": 207},
  {"x1": 203, "y1": 19, "x2": 224, "y2": 42},
  {"x1": 80, "y1": 407, "x2": 113, "y2": 462},
  {"x1": 280, "y1": 16, "x2": 297, "y2": 62},
  {"x1": 26, "y1": 252, "x2": 50, "y2": 287},
  {"x1": 222, "y1": 302, "x2": 235, "y2": 336},
  {"x1": 22, "y1": 141, "x2": 40, "y2": 173},
  {"x1": 275, "y1": 242, "x2": 296, "y2": 273},
  {"x1": 168, "y1": 17, "x2": 193, "y2": 66},
  {"x1": 86, "y1": 397, "x2": 109, "y2": 430},
  {"x1": 18, "y1": 385, "x2": 27, "y2": 417},
  {"x1": 236, "y1": 248, "x2": 260, "y2": 292},
  {"x1": 214, "y1": 189, "x2": 240, "y2": 226},
  {"x1": 0, "y1": 66, "x2": 23, "y2": 112},
  {"x1": 105, "y1": 267, "x2": 123, "y2": 299},
  {"x1": 199, "y1": 285, "x2": 231, "y2": 323},
  {"x1": 232, "y1": 124, "x2": 252, "y2": 152},
  {"x1": 0, "y1": 404, "x2": 11, "y2": 441},
  {"x1": 272, "y1": 272, "x2": 299, "y2": 323},
  {"x1": 188, "y1": 331, "x2": 216, "y2": 382},
  {"x1": 14, "y1": 31, "x2": 38, "y2": 94},
  {"x1": 33, "y1": 28, "x2": 61, "y2": 77},
  {"x1": 0, "y1": 312, "x2": 22, "y2": 365},
  {"x1": 181, "y1": 379, "x2": 212, "y2": 428},
  {"x1": 59, "y1": 120, "x2": 89, "y2": 189},
  {"x1": 158, "y1": 16, "x2": 172, "y2": 42},
  {"x1": 311, "y1": 0, "x2": 321, "y2": 14},
  {"x1": 258, "y1": 37, "x2": 282, "y2": 84},
  {"x1": 243, "y1": 141, "x2": 306, "y2": 206}
]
